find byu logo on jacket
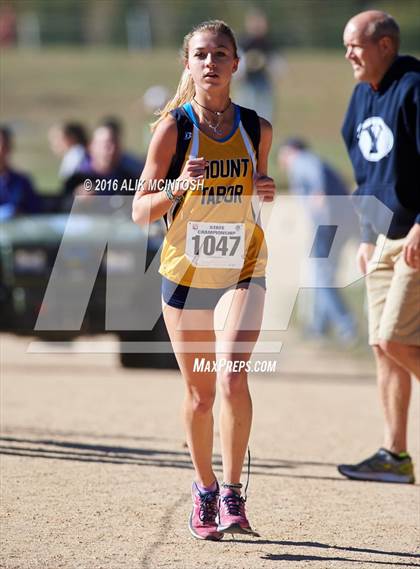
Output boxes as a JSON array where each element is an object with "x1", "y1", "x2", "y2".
[{"x1": 357, "y1": 116, "x2": 394, "y2": 162}]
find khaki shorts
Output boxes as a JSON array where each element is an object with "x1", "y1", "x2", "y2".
[{"x1": 366, "y1": 236, "x2": 420, "y2": 346}]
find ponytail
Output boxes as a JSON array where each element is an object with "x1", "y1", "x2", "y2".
[{"x1": 150, "y1": 69, "x2": 195, "y2": 132}]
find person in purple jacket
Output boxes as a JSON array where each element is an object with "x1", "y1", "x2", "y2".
[
  {"x1": 0, "y1": 126, "x2": 41, "y2": 220},
  {"x1": 339, "y1": 10, "x2": 419, "y2": 484}
]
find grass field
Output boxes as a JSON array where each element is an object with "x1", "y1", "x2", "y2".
[
  {"x1": 2, "y1": 46, "x2": 374, "y2": 344},
  {"x1": 2, "y1": 48, "x2": 357, "y2": 192}
]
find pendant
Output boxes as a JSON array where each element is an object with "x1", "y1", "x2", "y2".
[{"x1": 207, "y1": 123, "x2": 223, "y2": 136}]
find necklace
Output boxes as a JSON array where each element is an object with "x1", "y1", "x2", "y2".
[{"x1": 192, "y1": 97, "x2": 231, "y2": 136}]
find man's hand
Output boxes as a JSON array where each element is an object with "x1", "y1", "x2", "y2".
[
  {"x1": 403, "y1": 223, "x2": 420, "y2": 269},
  {"x1": 357, "y1": 242, "x2": 376, "y2": 274}
]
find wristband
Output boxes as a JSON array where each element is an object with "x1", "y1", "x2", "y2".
[{"x1": 165, "y1": 183, "x2": 182, "y2": 203}]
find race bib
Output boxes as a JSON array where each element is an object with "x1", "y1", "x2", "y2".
[{"x1": 185, "y1": 221, "x2": 245, "y2": 268}]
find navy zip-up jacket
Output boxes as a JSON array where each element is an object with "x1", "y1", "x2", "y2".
[{"x1": 342, "y1": 55, "x2": 420, "y2": 242}]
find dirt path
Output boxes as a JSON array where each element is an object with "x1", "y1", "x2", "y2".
[{"x1": 1, "y1": 334, "x2": 419, "y2": 569}]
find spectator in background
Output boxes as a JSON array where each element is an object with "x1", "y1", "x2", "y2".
[
  {"x1": 0, "y1": 126, "x2": 41, "y2": 220},
  {"x1": 62, "y1": 123, "x2": 139, "y2": 213},
  {"x1": 48, "y1": 122, "x2": 88, "y2": 180},
  {"x1": 98, "y1": 116, "x2": 144, "y2": 177},
  {"x1": 278, "y1": 138, "x2": 358, "y2": 345},
  {"x1": 237, "y1": 9, "x2": 278, "y2": 122}
]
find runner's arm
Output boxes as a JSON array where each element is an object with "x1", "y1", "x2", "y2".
[
  {"x1": 255, "y1": 117, "x2": 276, "y2": 201},
  {"x1": 257, "y1": 117, "x2": 272, "y2": 175},
  {"x1": 132, "y1": 117, "x2": 207, "y2": 225},
  {"x1": 132, "y1": 117, "x2": 178, "y2": 226}
]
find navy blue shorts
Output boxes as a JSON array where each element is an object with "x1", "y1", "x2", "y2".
[{"x1": 162, "y1": 276, "x2": 266, "y2": 310}]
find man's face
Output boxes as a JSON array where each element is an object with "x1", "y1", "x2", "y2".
[{"x1": 343, "y1": 22, "x2": 390, "y2": 85}]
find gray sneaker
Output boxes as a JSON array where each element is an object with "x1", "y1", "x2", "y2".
[{"x1": 338, "y1": 448, "x2": 415, "y2": 484}]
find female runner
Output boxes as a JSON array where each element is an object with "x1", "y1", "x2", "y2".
[{"x1": 132, "y1": 20, "x2": 275, "y2": 540}]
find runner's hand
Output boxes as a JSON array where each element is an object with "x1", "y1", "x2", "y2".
[
  {"x1": 357, "y1": 242, "x2": 376, "y2": 274},
  {"x1": 175, "y1": 157, "x2": 207, "y2": 196},
  {"x1": 255, "y1": 174, "x2": 276, "y2": 202},
  {"x1": 403, "y1": 223, "x2": 420, "y2": 269}
]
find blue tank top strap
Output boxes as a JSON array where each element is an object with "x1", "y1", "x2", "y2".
[{"x1": 183, "y1": 101, "x2": 196, "y2": 125}]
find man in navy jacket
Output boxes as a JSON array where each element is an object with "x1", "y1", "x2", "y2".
[{"x1": 339, "y1": 10, "x2": 419, "y2": 483}]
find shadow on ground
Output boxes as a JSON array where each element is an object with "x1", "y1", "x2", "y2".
[
  {"x1": 225, "y1": 539, "x2": 420, "y2": 566},
  {"x1": 1, "y1": 432, "x2": 345, "y2": 482}
]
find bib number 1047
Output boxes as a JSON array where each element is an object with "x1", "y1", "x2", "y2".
[
  {"x1": 191, "y1": 234, "x2": 241, "y2": 256},
  {"x1": 186, "y1": 222, "x2": 244, "y2": 268}
]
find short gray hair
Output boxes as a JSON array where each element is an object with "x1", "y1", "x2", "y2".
[{"x1": 366, "y1": 14, "x2": 400, "y2": 51}]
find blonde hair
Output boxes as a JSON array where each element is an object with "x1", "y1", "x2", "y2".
[{"x1": 150, "y1": 20, "x2": 238, "y2": 132}]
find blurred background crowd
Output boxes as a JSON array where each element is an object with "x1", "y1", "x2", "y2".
[{"x1": 1, "y1": 0, "x2": 419, "y2": 345}]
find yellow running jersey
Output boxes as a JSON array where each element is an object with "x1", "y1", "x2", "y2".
[{"x1": 160, "y1": 103, "x2": 267, "y2": 288}]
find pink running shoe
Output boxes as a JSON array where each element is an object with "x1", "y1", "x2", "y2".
[
  {"x1": 217, "y1": 489, "x2": 260, "y2": 536},
  {"x1": 188, "y1": 482, "x2": 223, "y2": 541}
]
